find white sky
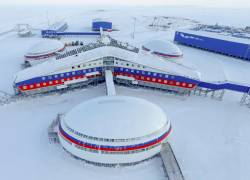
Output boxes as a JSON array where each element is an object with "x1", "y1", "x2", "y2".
[{"x1": 1, "y1": 0, "x2": 250, "y2": 7}]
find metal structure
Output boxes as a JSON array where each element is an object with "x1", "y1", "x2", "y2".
[
  {"x1": 160, "y1": 142, "x2": 185, "y2": 180},
  {"x1": 174, "y1": 30, "x2": 250, "y2": 61}
]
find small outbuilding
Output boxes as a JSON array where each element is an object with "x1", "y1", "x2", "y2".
[{"x1": 92, "y1": 19, "x2": 112, "y2": 31}]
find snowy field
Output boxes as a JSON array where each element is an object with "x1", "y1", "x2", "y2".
[{"x1": 0, "y1": 5, "x2": 250, "y2": 180}]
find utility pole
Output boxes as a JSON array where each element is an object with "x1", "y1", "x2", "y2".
[
  {"x1": 46, "y1": 11, "x2": 50, "y2": 28},
  {"x1": 132, "y1": 17, "x2": 136, "y2": 39}
]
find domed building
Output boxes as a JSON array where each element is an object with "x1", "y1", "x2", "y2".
[
  {"x1": 24, "y1": 39, "x2": 65, "y2": 66},
  {"x1": 58, "y1": 95, "x2": 171, "y2": 165},
  {"x1": 142, "y1": 40, "x2": 183, "y2": 59}
]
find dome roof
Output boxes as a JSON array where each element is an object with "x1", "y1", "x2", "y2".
[
  {"x1": 63, "y1": 96, "x2": 168, "y2": 139},
  {"x1": 143, "y1": 40, "x2": 182, "y2": 56},
  {"x1": 26, "y1": 39, "x2": 65, "y2": 56}
]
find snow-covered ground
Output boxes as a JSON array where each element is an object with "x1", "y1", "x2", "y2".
[{"x1": 0, "y1": 5, "x2": 250, "y2": 180}]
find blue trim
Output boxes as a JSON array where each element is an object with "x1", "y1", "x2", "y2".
[
  {"x1": 15, "y1": 67, "x2": 103, "y2": 86},
  {"x1": 59, "y1": 123, "x2": 170, "y2": 150}
]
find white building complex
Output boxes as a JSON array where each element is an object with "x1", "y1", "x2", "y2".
[
  {"x1": 14, "y1": 41, "x2": 199, "y2": 95},
  {"x1": 58, "y1": 95, "x2": 171, "y2": 165},
  {"x1": 24, "y1": 39, "x2": 65, "y2": 66}
]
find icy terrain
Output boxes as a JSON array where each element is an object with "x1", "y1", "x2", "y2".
[{"x1": 0, "y1": 5, "x2": 250, "y2": 180}]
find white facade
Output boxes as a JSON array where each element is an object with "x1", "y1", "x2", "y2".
[{"x1": 58, "y1": 96, "x2": 171, "y2": 165}]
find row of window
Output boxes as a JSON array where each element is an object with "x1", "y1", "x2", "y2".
[
  {"x1": 116, "y1": 67, "x2": 174, "y2": 79},
  {"x1": 115, "y1": 61, "x2": 146, "y2": 69},
  {"x1": 71, "y1": 61, "x2": 103, "y2": 70},
  {"x1": 41, "y1": 68, "x2": 100, "y2": 81},
  {"x1": 73, "y1": 141, "x2": 161, "y2": 155}
]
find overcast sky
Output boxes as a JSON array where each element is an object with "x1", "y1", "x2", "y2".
[{"x1": 1, "y1": 0, "x2": 250, "y2": 7}]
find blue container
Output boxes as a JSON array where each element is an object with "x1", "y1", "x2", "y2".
[
  {"x1": 92, "y1": 21, "x2": 112, "y2": 31},
  {"x1": 174, "y1": 31, "x2": 250, "y2": 61}
]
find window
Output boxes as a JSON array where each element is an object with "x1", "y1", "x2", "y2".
[
  {"x1": 54, "y1": 74, "x2": 58, "y2": 78},
  {"x1": 78, "y1": 65, "x2": 81, "y2": 68},
  {"x1": 30, "y1": 85, "x2": 34, "y2": 88},
  {"x1": 49, "y1": 81, "x2": 53, "y2": 85},
  {"x1": 48, "y1": 76, "x2": 52, "y2": 80},
  {"x1": 72, "y1": 66, "x2": 75, "y2": 69},
  {"x1": 36, "y1": 83, "x2": 40, "y2": 87},
  {"x1": 176, "y1": 82, "x2": 180, "y2": 85},
  {"x1": 42, "y1": 77, "x2": 46, "y2": 80},
  {"x1": 153, "y1": 73, "x2": 157, "y2": 76},
  {"x1": 148, "y1": 72, "x2": 151, "y2": 75},
  {"x1": 126, "y1": 63, "x2": 129, "y2": 66},
  {"x1": 23, "y1": 86, "x2": 27, "y2": 89},
  {"x1": 72, "y1": 72, "x2": 75, "y2": 75},
  {"x1": 182, "y1": 82, "x2": 186, "y2": 86},
  {"x1": 60, "y1": 74, "x2": 64, "y2": 77},
  {"x1": 66, "y1": 72, "x2": 70, "y2": 76},
  {"x1": 43, "y1": 82, "x2": 46, "y2": 86},
  {"x1": 188, "y1": 84, "x2": 193, "y2": 87},
  {"x1": 165, "y1": 75, "x2": 168, "y2": 78}
]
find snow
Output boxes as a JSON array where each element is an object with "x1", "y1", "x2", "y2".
[
  {"x1": 0, "y1": 5, "x2": 250, "y2": 180},
  {"x1": 26, "y1": 39, "x2": 65, "y2": 56},
  {"x1": 63, "y1": 95, "x2": 168, "y2": 139}
]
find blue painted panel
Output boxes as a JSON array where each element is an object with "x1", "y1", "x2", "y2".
[
  {"x1": 174, "y1": 31, "x2": 250, "y2": 60},
  {"x1": 92, "y1": 21, "x2": 112, "y2": 31}
]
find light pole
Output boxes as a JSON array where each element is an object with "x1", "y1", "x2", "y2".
[{"x1": 132, "y1": 17, "x2": 137, "y2": 39}]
